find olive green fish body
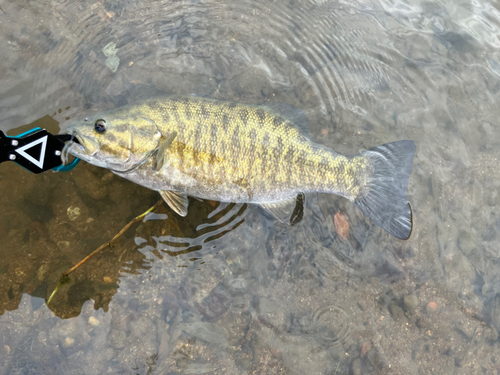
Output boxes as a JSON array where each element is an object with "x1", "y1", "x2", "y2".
[
  {"x1": 113, "y1": 96, "x2": 367, "y2": 203},
  {"x1": 66, "y1": 96, "x2": 415, "y2": 239}
]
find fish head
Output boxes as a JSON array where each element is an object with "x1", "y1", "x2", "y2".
[{"x1": 66, "y1": 110, "x2": 162, "y2": 172}]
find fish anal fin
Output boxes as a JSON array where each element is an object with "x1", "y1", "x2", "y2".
[
  {"x1": 265, "y1": 103, "x2": 310, "y2": 138},
  {"x1": 159, "y1": 190, "x2": 189, "y2": 217},
  {"x1": 155, "y1": 131, "x2": 178, "y2": 171},
  {"x1": 259, "y1": 193, "x2": 305, "y2": 226}
]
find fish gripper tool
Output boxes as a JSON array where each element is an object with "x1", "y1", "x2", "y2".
[{"x1": 0, "y1": 127, "x2": 80, "y2": 174}]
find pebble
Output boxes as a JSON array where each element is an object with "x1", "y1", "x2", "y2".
[
  {"x1": 487, "y1": 186, "x2": 500, "y2": 206},
  {"x1": 63, "y1": 337, "x2": 75, "y2": 348},
  {"x1": 196, "y1": 284, "x2": 231, "y2": 321},
  {"x1": 109, "y1": 329, "x2": 126, "y2": 349},
  {"x1": 388, "y1": 304, "x2": 405, "y2": 321},
  {"x1": 4, "y1": 345, "x2": 10, "y2": 354},
  {"x1": 103, "y1": 276, "x2": 113, "y2": 283},
  {"x1": 361, "y1": 341, "x2": 372, "y2": 356},
  {"x1": 102, "y1": 347, "x2": 114, "y2": 361},
  {"x1": 357, "y1": 299, "x2": 368, "y2": 311},
  {"x1": 415, "y1": 316, "x2": 429, "y2": 329},
  {"x1": 36, "y1": 264, "x2": 49, "y2": 281},
  {"x1": 351, "y1": 358, "x2": 362, "y2": 375},
  {"x1": 483, "y1": 326, "x2": 499, "y2": 342},
  {"x1": 15, "y1": 267, "x2": 24, "y2": 277},
  {"x1": 88, "y1": 317, "x2": 99, "y2": 327},
  {"x1": 334, "y1": 212, "x2": 349, "y2": 240},
  {"x1": 412, "y1": 344, "x2": 423, "y2": 360},
  {"x1": 67, "y1": 206, "x2": 81, "y2": 221},
  {"x1": 426, "y1": 301, "x2": 438, "y2": 315},
  {"x1": 57, "y1": 241, "x2": 70, "y2": 250},
  {"x1": 403, "y1": 293, "x2": 419, "y2": 312},
  {"x1": 103, "y1": 42, "x2": 120, "y2": 73}
]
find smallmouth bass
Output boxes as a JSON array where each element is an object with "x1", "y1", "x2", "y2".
[{"x1": 65, "y1": 96, "x2": 415, "y2": 239}]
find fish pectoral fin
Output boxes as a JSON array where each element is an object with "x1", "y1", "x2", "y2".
[
  {"x1": 159, "y1": 190, "x2": 189, "y2": 217},
  {"x1": 258, "y1": 193, "x2": 305, "y2": 226},
  {"x1": 155, "y1": 131, "x2": 178, "y2": 171}
]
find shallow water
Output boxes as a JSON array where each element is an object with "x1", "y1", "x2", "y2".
[{"x1": 0, "y1": 0, "x2": 500, "y2": 373}]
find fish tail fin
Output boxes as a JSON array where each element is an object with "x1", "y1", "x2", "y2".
[{"x1": 354, "y1": 140, "x2": 416, "y2": 239}]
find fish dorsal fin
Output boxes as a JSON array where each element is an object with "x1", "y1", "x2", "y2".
[
  {"x1": 258, "y1": 193, "x2": 305, "y2": 226},
  {"x1": 159, "y1": 190, "x2": 189, "y2": 217},
  {"x1": 155, "y1": 131, "x2": 178, "y2": 171},
  {"x1": 265, "y1": 103, "x2": 310, "y2": 138}
]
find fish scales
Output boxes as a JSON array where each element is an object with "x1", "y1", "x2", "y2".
[
  {"x1": 144, "y1": 99, "x2": 345, "y2": 196},
  {"x1": 66, "y1": 95, "x2": 416, "y2": 239},
  {"x1": 133, "y1": 96, "x2": 359, "y2": 200}
]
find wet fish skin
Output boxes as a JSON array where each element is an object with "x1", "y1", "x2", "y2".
[{"x1": 66, "y1": 96, "x2": 415, "y2": 239}]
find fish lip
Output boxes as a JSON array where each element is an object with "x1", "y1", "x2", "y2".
[
  {"x1": 73, "y1": 135, "x2": 88, "y2": 153},
  {"x1": 66, "y1": 130, "x2": 94, "y2": 156},
  {"x1": 64, "y1": 129, "x2": 112, "y2": 169}
]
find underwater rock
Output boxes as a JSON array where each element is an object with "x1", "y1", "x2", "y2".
[
  {"x1": 195, "y1": 284, "x2": 231, "y2": 322},
  {"x1": 404, "y1": 293, "x2": 419, "y2": 313}
]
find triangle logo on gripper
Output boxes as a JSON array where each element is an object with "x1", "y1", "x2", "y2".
[{"x1": 15, "y1": 135, "x2": 47, "y2": 169}]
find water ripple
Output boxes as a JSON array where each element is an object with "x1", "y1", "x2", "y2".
[
  {"x1": 140, "y1": 202, "x2": 246, "y2": 257},
  {"x1": 1, "y1": 0, "x2": 432, "y2": 130}
]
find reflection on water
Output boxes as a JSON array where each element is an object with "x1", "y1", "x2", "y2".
[
  {"x1": 140, "y1": 202, "x2": 246, "y2": 257},
  {"x1": 0, "y1": 152, "x2": 248, "y2": 319},
  {"x1": 1, "y1": 0, "x2": 500, "y2": 373}
]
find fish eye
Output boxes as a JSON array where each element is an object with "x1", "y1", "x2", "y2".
[{"x1": 94, "y1": 119, "x2": 107, "y2": 133}]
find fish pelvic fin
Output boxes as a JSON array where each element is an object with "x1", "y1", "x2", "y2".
[
  {"x1": 160, "y1": 190, "x2": 189, "y2": 217},
  {"x1": 354, "y1": 140, "x2": 416, "y2": 240},
  {"x1": 259, "y1": 193, "x2": 305, "y2": 226}
]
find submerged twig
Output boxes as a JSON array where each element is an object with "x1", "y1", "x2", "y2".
[
  {"x1": 63, "y1": 199, "x2": 163, "y2": 277},
  {"x1": 47, "y1": 199, "x2": 163, "y2": 305},
  {"x1": 47, "y1": 275, "x2": 71, "y2": 305}
]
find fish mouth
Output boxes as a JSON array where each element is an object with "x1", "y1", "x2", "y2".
[
  {"x1": 67, "y1": 128, "x2": 104, "y2": 154},
  {"x1": 64, "y1": 130, "x2": 144, "y2": 172},
  {"x1": 63, "y1": 130, "x2": 111, "y2": 169},
  {"x1": 63, "y1": 132, "x2": 90, "y2": 157}
]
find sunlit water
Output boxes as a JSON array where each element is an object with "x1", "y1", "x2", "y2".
[{"x1": 0, "y1": 0, "x2": 499, "y2": 373}]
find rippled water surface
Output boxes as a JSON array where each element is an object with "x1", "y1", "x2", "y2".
[{"x1": 1, "y1": 0, "x2": 500, "y2": 373}]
